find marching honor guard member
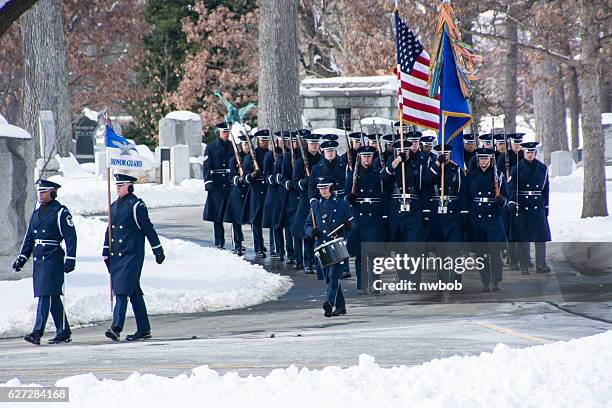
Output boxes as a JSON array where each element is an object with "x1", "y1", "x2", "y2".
[
  {"x1": 262, "y1": 131, "x2": 285, "y2": 260},
  {"x1": 494, "y1": 133, "x2": 507, "y2": 162},
  {"x1": 507, "y1": 141, "x2": 551, "y2": 274},
  {"x1": 382, "y1": 131, "x2": 431, "y2": 243},
  {"x1": 464, "y1": 148, "x2": 507, "y2": 292},
  {"x1": 309, "y1": 135, "x2": 349, "y2": 279},
  {"x1": 345, "y1": 146, "x2": 385, "y2": 291},
  {"x1": 277, "y1": 131, "x2": 301, "y2": 268},
  {"x1": 468, "y1": 133, "x2": 494, "y2": 171},
  {"x1": 309, "y1": 135, "x2": 347, "y2": 202},
  {"x1": 424, "y1": 144, "x2": 467, "y2": 243},
  {"x1": 203, "y1": 122, "x2": 234, "y2": 250},
  {"x1": 292, "y1": 133, "x2": 322, "y2": 274},
  {"x1": 462, "y1": 133, "x2": 477, "y2": 169},
  {"x1": 103, "y1": 174, "x2": 165, "y2": 342},
  {"x1": 497, "y1": 133, "x2": 526, "y2": 268},
  {"x1": 223, "y1": 135, "x2": 249, "y2": 255},
  {"x1": 419, "y1": 135, "x2": 437, "y2": 162},
  {"x1": 242, "y1": 129, "x2": 270, "y2": 258},
  {"x1": 305, "y1": 177, "x2": 352, "y2": 317},
  {"x1": 13, "y1": 180, "x2": 77, "y2": 345}
]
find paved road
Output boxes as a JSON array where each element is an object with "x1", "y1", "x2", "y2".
[{"x1": 1, "y1": 206, "x2": 610, "y2": 386}]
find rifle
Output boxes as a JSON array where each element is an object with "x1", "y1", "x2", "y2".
[
  {"x1": 343, "y1": 116, "x2": 353, "y2": 171},
  {"x1": 289, "y1": 131, "x2": 296, "y2": 169},
  {"x1": 229, "y1": 131, "x2": 244, "y2": 177},
  {"x1": 351, "y1": 154, "x2": 360, "y2": 194},
  {"x1": 296, "y1": 133, "x2": 311, "y2": 177},
  {"x1": 242, "y1": 129, "x2": 260, "y2": 172},
  {"x1": 270, "y1": 126, "x2": 277, "y2": 162},
  {"x1": 504, "y1": 128, "x2": 510, "y2": 179}
]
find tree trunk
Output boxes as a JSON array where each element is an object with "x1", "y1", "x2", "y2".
[
  {"x1": 503, "y1": 17, "x2": 518, "y2": 134},
  {"x1": 258, "y1": 0, "x2": 300, "y2": 130},
  {"x1": 578, "y1": 0, "x2": 607, "y2": 218},
  {"x1": 566, "y1": 66, "x2": 580, "y2": 150},
  {"x1": 531, "y1": 57, "x2": 568, "y2": 164},
  {"x1": 20, "y1": 0, "x2": 72, "y2": 158}
]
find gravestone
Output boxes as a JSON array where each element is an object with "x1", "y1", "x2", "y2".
[
  {"x1": 159, "y1": 111, "x2": 202, "y2": 157},
  {"x1": 550, "y1": 150, "x2": 573, "y2": 177},
  {"x1": 170, "y1": 144, "x2": 190, "y2": 185},
  {"x1": 0, "y1": 115, "x2": 35, "y2": 280},
  {"x1": 72, "y1": 114, "x2": 97, "y2": 163}
]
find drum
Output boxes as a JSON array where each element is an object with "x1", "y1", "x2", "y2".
[{"x1": 314, "y1": 238, "x2": 349, "y2": 267}]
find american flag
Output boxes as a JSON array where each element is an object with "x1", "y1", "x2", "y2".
[{"x1": 395, "y1": 11, "x2": 440, "y2": 131}]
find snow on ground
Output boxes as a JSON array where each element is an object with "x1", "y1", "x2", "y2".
[
  {"x1": 548, "y1": 165, "x2": 612, "y2": 242},
  {"x1": 47, "y1": 175, "x2": 205, "y2": 215},
  {"x1": 0, "y1": 216, "x2": 292, "y2": 338},
  {"x1": 3, "y1": 331, "x2": 611, "y2": 407}
]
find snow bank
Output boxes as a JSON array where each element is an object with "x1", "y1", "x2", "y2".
[
  {"x1": 4, "y1": 331, "x2": 611, "y2": 407},
  {"x1": 46, "y1": 175, "x2": 205, "y2": 215},
  {"x1": 0, "y1": 216, "x2": 292, "y2": 338},
  {"x1": 549, "y1": 165, "x2": 612, "y2": 193}
]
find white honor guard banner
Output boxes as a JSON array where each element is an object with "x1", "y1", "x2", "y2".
[{"x1": 104, "y1": 125, "x2": 155, "y2": 170}]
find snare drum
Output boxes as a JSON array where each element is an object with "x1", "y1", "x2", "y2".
[{"x1": 314, "y1": 237, "x2": 349, "y2": 267}]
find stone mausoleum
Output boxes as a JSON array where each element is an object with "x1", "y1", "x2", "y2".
[{"x1": 300, "y1": 76, "x2": 398, "y2": 132}]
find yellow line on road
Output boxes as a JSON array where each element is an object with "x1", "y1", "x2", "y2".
[{"x1": 474, "y1": 321, "x2": 551, "y2": 344}]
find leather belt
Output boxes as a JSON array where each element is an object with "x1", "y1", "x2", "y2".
[
  {"x1": 355, "y1": 197, "x2": 382, "y2": 204},
  {"x1": 210, "y1": 169, "x2": 230, "y2": 174},
  {"x1": 35, "y1": 239, "x2": 59, "y2": 246},
  {"x1": 433, "y1": 196, "x2": 459, "y2": 201},
  {"x1": 519, "y1": 191, "x2": 542, "y2": 196},
  {"x1": 473, "y1": 197, "x2": 495, "y2": 203}
]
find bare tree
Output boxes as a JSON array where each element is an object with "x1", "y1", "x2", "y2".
[
  {"x1": 578, "y1": 0, "x2": 607, "y2": 217},
  {"x1": 258, "y1": 0, "x2": 300, "y2": 129},
  {"x1": 532, "y1": 57, "x2": 568, "y2": 164},
  {"x1": 20, "y1": 0, "x2": 72, "y2": 158}
]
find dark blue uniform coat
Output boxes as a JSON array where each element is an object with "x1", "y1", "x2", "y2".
[
  {"x1": 291, "y1": 152, "x2": 321, "y2": 238},
  {"x1": 381, "y1": 151, "x2": 432, "y2": 242},
  {"x1": 507, "y1": 159, "x2": 551, "y2": 242},
  {"x1": 203, "y1": 137, "x2": 233, "y2": 223},
  {"x1": 308, "y1": 157, "x2": 347, "y2": 203},
  {"x1": 223, "y1": 153, "x2": 248, "y2": 224},
  {"x1": 344, "y1": 163, "x2": 385, "y2": 255},
  {"x1": 242, "y1": 147, "x2": 269, "y2": 225},
  {"x1": 262, "y1": 149, "x2": 282, "y2": 228},
  {"x1": 19, "y1": 200, "x2": 77, "y2": 297},
  {"x1": 464, "y1": 166, "x2": 507, "y2": 243},
  {"x1": 103, "y1": 194, "x2": 163, "y2": 295},
  {"x1": 423, "y1": 162, "x2": 467, "y2": 242}
]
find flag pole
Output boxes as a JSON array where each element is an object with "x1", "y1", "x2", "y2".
[
  {"x1": 395, "y1": 6, "x2": 408, "y2": 212},
  {"x1": 441, "y1": 114, "x2": 446, "y2": 206},
  {"x1": 104, "y1": 108, "x2": 113, "y2": 316}
]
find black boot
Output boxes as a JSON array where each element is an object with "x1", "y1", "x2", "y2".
[
  {"x1": 47, "y1": 332, "x2": 72, "y2": 344},
  {"x1": 331, "y1": 307, "x2": 347, "y2": 316},
  {"x1": 24, "y1": 331, "x2": 42, "y2": 345},
  {"x1": 482, "y1": 285, "x2": 490, "y2": 293},
  {"x1": 286, "y1": 257, "x2": 295, "y2": 265},
  {"x1": 492, "y1": 283, "x2": 502, "y2": 292},
  {"x1": 323, "y1": 301, "x2": 332, "y2": 318},
  {"x1": 536, "y1": 265, "x2": 551, "y2": 274},
  {"x1": 256, "y1": 251, "x2": 266, "y2": 259},
  {"x1": 521, "y1": 267, "x2": 530, "y2": 275},
  {"x1": 305, "y1": 266, "x2": 315, "y2": 274},
  {"x1": 294, "y1": 264, "x2": 304, "y2": 271},
  {"x1": 105, "y1": 328, "x2": 120, "y2": 341},
  {"x1": 126, "y1": 330, "x2": 152, "y2": 341}
]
